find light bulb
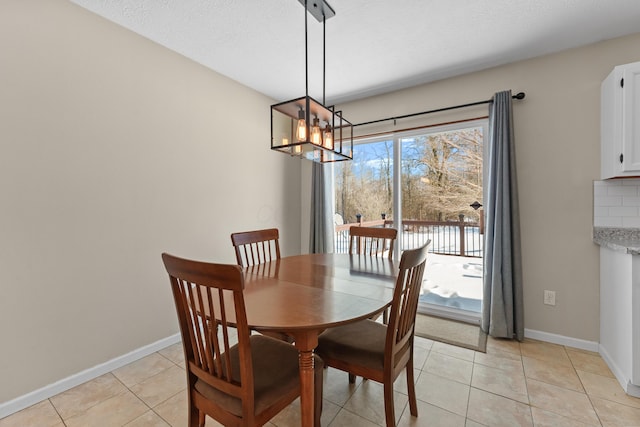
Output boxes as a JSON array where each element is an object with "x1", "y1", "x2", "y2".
[
  {"x1": 323, "y1": 124, "x2": 333, "y2": 150},
  {"x1": 311, "y1": 117, "x2": 322, "y2": 145},
  {"x1": 296, "y1": 109, "x2": 306, "y2": 141}
]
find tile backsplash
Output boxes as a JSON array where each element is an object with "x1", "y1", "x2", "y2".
[{"x1": 594, "y1": 178, "x2": 640, "y2": 227}]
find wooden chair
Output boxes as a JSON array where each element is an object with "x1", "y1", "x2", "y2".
[
  {"x1": 349, "y1": 226, "x2": 398, "y2": 260},
  {"x1": 230, "y1": 228, "x2": 292, "y2": 343},
  {"x1": 315, "y1": 241, "x2": 430, "y2": 427},
  {"x1": 231, "y1": 228, "x2": 281, "y2": 267},
  {"x1": 162, "y1": 253, "x2": 324, "y2": 427}
]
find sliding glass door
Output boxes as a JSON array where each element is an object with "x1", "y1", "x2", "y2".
[
  {"x1": 400, "y1": 122, "x2": 486, "y2": 323},
  {"x1": 334, "y1": 119, "x2": 487, "y2": 323}
]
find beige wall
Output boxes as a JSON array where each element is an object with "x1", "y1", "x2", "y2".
[
  {"x1": 4, "y1": 0, "x2": 640, "y2": 410},
  {"x1": 0, "y1": 0, "x2": 302, "y2": 403},
  {"x1": 335, "y1": 32, "x2": 640, "y2": 343}
]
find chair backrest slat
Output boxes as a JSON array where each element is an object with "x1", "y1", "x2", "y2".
[
  {"x1": 191, "y1": 284, "x2": 209, "y2": 371},
  {"x1": 231, "y1": 228, "x2": 281, "y2": 267},
  {"x1": 216, "y1": 287, "x2": 234, "y2": 380},
  {"x1": 199, "y1": 286, "x2": 219, "y2": 377}
]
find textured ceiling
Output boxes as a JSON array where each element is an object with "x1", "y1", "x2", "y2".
[{"x1": 71, "y1": 0, "x2": 640, "y2": 104}]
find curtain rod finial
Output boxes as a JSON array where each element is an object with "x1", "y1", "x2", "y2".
[{"x1": 514, "y1": 92, "x2": 525, "y2": 100}]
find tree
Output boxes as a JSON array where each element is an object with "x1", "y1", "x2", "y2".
[
  {"x1": 404, "y1": 127, "x2": 483, "y2": 222},
  {"x1": 335, "y1": 140, "x2": 393, "y2": 223},
  {"x1": 334, "y1": 126, "x2": 483, "y2": 225}
]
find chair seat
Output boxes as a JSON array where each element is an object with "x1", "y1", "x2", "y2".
[
  {"x1": 317, "y1": 319, "x2": 386, "y2": 372},
  {"x1": 195, "y1": 334, "x2": 323, "y2": 417}
]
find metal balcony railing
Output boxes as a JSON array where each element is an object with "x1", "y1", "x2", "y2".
[{"x1": 335, "y1": 216, "x2": 483, "y2": 258}]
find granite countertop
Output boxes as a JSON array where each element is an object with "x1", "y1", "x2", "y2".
[{"x1": 593, "y1": 227, "x2": 640, "y2": 255}]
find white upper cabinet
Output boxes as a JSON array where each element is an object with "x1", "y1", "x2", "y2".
[{"x1": 601, "y1": 61, "x2": 640, "y2": 179}]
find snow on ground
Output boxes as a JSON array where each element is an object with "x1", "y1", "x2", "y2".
[
  {"x1": 423, "y1": 253, "x2": 483, "y2": 300},
  {"x1": 421, "y1": 253, "x2": 483, "y2": 313}
]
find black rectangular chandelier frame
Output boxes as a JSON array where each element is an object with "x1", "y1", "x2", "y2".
[{"x1": 270, "y1": 0, "x2": 353, "y2": 163}]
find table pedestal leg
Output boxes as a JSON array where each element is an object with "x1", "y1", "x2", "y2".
[{"x1": 298, "y1": 349, "x2": 314, "y2": 427}]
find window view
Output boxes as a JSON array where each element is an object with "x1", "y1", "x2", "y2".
[
  {"x1": 401, "y1": 128, "x2": 483, "y2": 224},
  {"x1": 333, "y1": 139, "x2": 394, "y2": 252},
  {"x1": 334, "y1": 121, "x2": 486, "y2": 321},
  {"x1": 334, "y1": 139, "x2": 394, "y2": 224}
]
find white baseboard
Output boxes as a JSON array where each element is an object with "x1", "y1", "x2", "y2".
[
  {"x1": 0, "y1": 333, "x2": 181, "y2": 420},
  {"x1": 626, "y1": 382, "x2": 640, "y2": 398},
  {"x1": 518, "y1": 330, "x2": 640, "y2": 398},
  {"x1": 598, "y1": 345, "x2": 624, "y2": 390},
  {"x1": 524, "y1": 328, "x2": 600, "y2": 352},
  {"x1": 599, "y1": 344, "x2": 640, "y2": 398}
]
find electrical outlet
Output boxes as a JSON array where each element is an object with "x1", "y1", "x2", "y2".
[{"x1": 543, "y1": 290, "x2": 556, "y2": 306}]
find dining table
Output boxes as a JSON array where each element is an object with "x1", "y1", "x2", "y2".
[{"x1": 240, "y1": 252, "x2": 399, "y2": 427}]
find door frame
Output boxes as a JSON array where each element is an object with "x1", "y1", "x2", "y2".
[{"x1": 394, "y1": 119, "x2": 488, "y2": 324}]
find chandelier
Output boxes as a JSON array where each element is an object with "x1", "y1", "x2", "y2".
[{"x1": 270, "y1": 0, "x2": 353, "y2": 163}]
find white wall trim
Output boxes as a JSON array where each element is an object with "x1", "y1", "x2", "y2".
[
  {"x1": 524, "y1": 328, "x2": 599, "y2": 352},
  {"x1": 626, "y1": 381, "x2": 640, "y2": 398},
  {"x1": 600, "y1": 344, "x2": 640, "y2": 398},
  {"x1": 0, "y1": 333, "x2": 181, "y2": 419}
]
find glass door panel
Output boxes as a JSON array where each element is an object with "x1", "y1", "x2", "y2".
[{"x1": 400, "y1": 123, "x2": 486, "y2": 322}]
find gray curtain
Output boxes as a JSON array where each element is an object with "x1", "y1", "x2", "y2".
[
  {"x1": 309, "y1": 162, "x2": 334, "y2": 253},
  {"x1": 481, "y1": 90, "x2": 524, "y2": 341}
]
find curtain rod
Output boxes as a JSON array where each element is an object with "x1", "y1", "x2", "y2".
[
  {"x1": 354, "y1": 116, "x2": 488, "y2": 141},
  {"x1": 353, "y1": 91, "x2": 525, "y2": 127}
]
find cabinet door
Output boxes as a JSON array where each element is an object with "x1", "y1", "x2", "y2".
[{"x1": 621, "y1": 63, "x2": 640, "y2": 172}]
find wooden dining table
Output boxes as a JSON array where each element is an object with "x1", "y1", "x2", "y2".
[{"x1": 240, "y1": 253, "x2": 399, "y2": 427}]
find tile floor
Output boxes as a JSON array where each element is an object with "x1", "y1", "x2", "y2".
[{"x1": 2, "y1": 337, "x2": 640, "y2": 426}]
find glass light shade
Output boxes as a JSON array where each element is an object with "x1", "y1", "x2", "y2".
[
  {"x1": 296, "y1": 109, "x2": 307, "y2": 141},
  {"x1": 311, "y1": 117, "x2": 322, "y2": 145},
  {"x1": 323, "y1": 124, "x2": 333, "y2": 149}
]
